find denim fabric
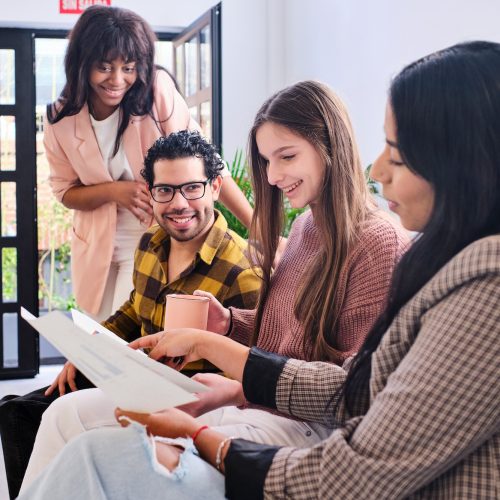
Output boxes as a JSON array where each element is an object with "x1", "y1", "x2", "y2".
[
  {"x1": 0, "y1": 372, "x2": 94, "y2": 499},
  {"x1": 18, "y1": 424, "x2": 226, "y2": 500}
]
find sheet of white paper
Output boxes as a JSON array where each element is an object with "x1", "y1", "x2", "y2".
[
  {"x1": 71, "y1": 309, "x2": 128, "y2": 346},
  {"x1": 21, "y1": 308, "x2": 209, "y2": 413},
  {"x1": 69, "y1": 309, "x2": 209, "y2": 393}
]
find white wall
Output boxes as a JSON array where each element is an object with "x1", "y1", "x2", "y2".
[
  {"x1": 221, "y1": 0, "x2": 290, "y2": 160},
  {"x1": 280, "y1": 0, "x2": 500, "y2": 165},
  {"x1": 221, "y1": 0, "x2": 500, "y2": 164}
]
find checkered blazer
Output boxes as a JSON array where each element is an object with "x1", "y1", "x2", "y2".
[{"x1": 264, "y1": 235, "x2": 500, "y2": 498}]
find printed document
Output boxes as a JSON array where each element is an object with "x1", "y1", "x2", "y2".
[{"x1": 21, "y1": 308, "x2": 208, "y2": 413}]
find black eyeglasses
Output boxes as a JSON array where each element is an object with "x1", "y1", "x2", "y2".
[{"x1": 150, "y1": 180, "x2": 209, "y2": 203}]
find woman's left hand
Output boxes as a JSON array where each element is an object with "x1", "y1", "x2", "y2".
[{"x1": 115, "y1": 406, "x2": 199, "y2": 439}]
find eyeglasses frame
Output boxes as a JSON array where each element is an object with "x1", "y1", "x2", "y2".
[{"x1": 149, "y1": 179, "x2": 211, "y2": 203}]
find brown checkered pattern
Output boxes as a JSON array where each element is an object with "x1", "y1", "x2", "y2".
[
  {"x1": 103, "y1": 211, "x2": 260, "y2": 371},
  {"x1": 264, "y1": 235, "x2": 500, "y2": 498}
]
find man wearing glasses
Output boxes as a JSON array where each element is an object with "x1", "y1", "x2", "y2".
[
  {"x1": 102, "y1": 129, "x2": 261, "y2": 363},
  {"x1": 0, "y1": 131, "x2": 260, "y2": 497}
]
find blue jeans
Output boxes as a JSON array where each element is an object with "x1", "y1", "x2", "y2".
[{"x1": 18, "y1": 424, "x2": 226, "y2": 500}]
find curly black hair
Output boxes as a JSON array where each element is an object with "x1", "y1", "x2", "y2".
[{"x1": 141, "y1": 130, "x2": 224, "y2": 188}]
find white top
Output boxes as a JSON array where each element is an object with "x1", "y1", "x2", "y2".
[
  {"x1": 90, "y1": 108, "x2": 145, "y2": 258},
  {"x1": 90, "y1": 108, "x2": 134, "y2": 182}
]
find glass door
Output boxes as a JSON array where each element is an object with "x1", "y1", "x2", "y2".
[
  {"x1": 0, "y1": 29, "x2": 38, "y2": 379},
  {"x1": 173, "y1": 3, "x2": 222, "y2": 149}
]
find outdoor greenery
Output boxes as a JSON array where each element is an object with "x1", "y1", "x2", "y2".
[
  {"x1": 1, "y1": 247, "x2": 17, "y2": 302},
  {"x1": 37, "y1": 198, "x2": 77, "y2": 311},
  {"x1": 365, "y1": 163, "x2": 380, "y2": 195},
  {"x1": 215, "y1": 149, "x2": 253, "y2": 238}
]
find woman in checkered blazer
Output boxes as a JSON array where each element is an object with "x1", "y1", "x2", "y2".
[{"x1": 19, "y1": 41, "x2": 500, "y2": 499}]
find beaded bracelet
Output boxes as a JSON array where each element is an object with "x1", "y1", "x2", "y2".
[
  {"x1": 191, "y1": 425, "x2": 209, "y2": 443},
  {"x1": 215, "y1": 436, "x2": 235, "y2": 471}
]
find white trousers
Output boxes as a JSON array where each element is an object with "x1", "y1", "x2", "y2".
[{"x1": 21, "y1": 388, "x2": 331, "y2": 493}]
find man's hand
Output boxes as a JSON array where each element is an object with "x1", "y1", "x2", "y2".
[
  {"x1": 177, "y1": 373, "x2": 245, "y2": 417},
  {"x1": 193, "y1": 290, "x2": 231, "y2": 334},
  {"x1": 44, "y1": 361, "x2": 78, "y2": 396}
]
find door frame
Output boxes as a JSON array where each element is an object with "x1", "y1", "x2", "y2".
[{"x1": 0, "y1": 28, "x2": 39, "y2": 379}]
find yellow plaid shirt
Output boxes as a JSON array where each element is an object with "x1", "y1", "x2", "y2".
[{"x1": 103, "y1": 210, "x2": 260, "y2": 371}]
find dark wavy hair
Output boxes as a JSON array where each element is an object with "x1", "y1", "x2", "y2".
[
  {"x1": 342, "y1": 41, "x2": 500, "y2": 415},
  {"x1": 47, "y1": 5, "x2": 160, "y2": 156},
  {"x1": 141, "y1": 130, "x2": 224, "y2": 187}
]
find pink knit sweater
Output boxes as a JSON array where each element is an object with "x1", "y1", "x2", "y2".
[{"x1": 230, "y1": 210, "x2": 409, "y2": 365}]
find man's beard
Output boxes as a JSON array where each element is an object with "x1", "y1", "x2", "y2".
[{"x1": 155, "y1": 207, "x2": 214, "y2": 243}]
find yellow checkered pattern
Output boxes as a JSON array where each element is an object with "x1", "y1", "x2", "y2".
[{"x1": 103, "y1": 210, "x2": 260, "y2": 372}]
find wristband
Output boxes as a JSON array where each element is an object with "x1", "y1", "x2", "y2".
[
  {"x1": 215, "y1": 436, "x2": 235, "y2": 471},
  {"x1": 191, "y1": 425, "x2": 209, "y2": 443},
  {"x1": 224, "y1": 308, "x2": 233, "y2": 336}
]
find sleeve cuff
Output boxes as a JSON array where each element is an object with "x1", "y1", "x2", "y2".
[
  {"x1": 242, "y1": 347, "x2": 288, "y2": 408},
  {"x1": 224, "y1": 308, "x2": 233, "y2": 336},
  {"x1": 224, "y1": 438, "x2": 280, "y2": 499}
]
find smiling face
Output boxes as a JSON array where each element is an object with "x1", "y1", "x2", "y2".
[
  {"x1": 88, "y1": 57, "x2": 137, "y2": 119},
  {"x1": 370, "y1": 103, "x2": 434, "y2": 232},
  {"x1": 151, "y1": 157, "x2": 222, "y2": 244},
  {"x1": 255, "y1": 122, "x2": 326, "y2": 209}
]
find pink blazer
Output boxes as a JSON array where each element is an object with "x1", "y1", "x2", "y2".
[{"x1": 44, "y1": 70, "x2": 196, "y2": 314}]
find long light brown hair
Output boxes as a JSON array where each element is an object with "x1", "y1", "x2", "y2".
[{"x1": 249, "y1": 81, "x2": 371, "y2": 361}]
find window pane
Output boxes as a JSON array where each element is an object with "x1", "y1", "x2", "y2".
[
  {"x1": 1, "y1": 182, "x2": 16, "y2": 236},
  {"x1": 3, "y1": 312, "x2": 18, "y2": 368},
  {"x1": 200, "y1": 25, "x2": 211, "y2": 89},
  {"x1": 35, "y1": 39, "x2": 67, "y2": 106},
  {"x1": 200, "y1": 101, "x2": 212, "y2": 140},
  {"x1": 0, "y1": 49, "x2": 15, "y2": 104},
  {"x1": 2, "y1": 247, "x2": 17, "y2": 303},
  {"x1": 155, "y1": 41, "x2": 173, "y2": 74},
  {"x1": 185, "y1": 35, "x2": 198, "y2": 97},
  {"x1": 175, "y1": 45, "x2": 185, "y2": 98},
  {"x1": 0, "y1": 116, "x2": 16, "y2": 171}
]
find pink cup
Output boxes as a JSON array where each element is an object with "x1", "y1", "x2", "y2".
[{"x1": 164, "y1": 294, "x2": 209, "y2": 330}]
